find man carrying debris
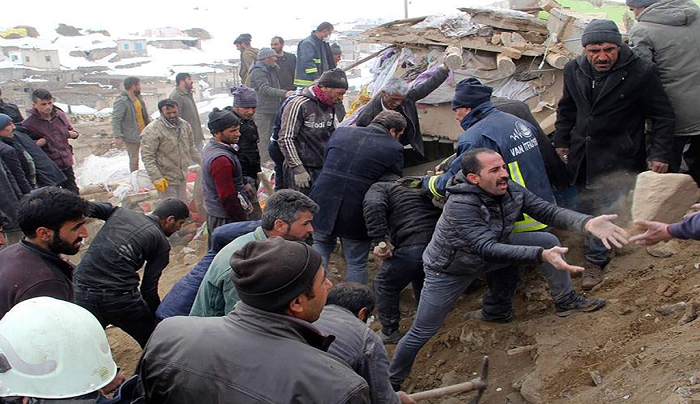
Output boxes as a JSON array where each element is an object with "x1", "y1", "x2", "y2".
[
  {"x1": 141, "y1": 99, "x2": 201, "y2": 201},
  {"x1": 200, "y1": 108, "x2": 249, "y2": 240},
  {"x1": 270, "y1": 36, "x2": 297, "y2": 91},
  {"x1": 169, "y1": 72, "x2": 204, "y2": 151},
  {"x1": 278, "y1": 68, "x2": 348, "y2": 195},
  {"x1": 363, "y1": 176, "x2": 441, "y2": 344},
  {"x1": 628, "y1": 0, "x2": 700, "y2": 186},
  {"x1": 315, "y1": 283, "x2": 416, "y2": 404},
  {"x1": 190, "y1": 189, "x2": 317, "y2": 317},
  {"x1": 389, "y1": 148, "x2": 628, "y2": 389},
  {"x1": 22, "y1": 89, "x2": 81, "y2": 193},
  {"x1": 310, "y1": 111, "x2": 405, "y2": 285},
  {"x1": 111, "y1": 76, "x2": 150, "y2": 173},
  {"x1": 553, "y1": 19, "x2": 675, "y2": 289},
  {"x1": 294, "y1": 22, "x2": 336, "y2": 87},
  {"x1": 234, "y1": 33, "x2": 258, "y2": 86},
  {"x1": 139, "y1": 237, "x2": 370, "y2": 403},
  {"x1": 0, "y1": 187, "x2": 90, "y2": 318},
  {"x1": 73, "y1": 198, "x2": 189, "y2": 348},
  {"x1": 355, "y1": 66, "x2": 449, "y2": 166},
  {"x1": 249, "y1": 47, "x2": 294, "y2": 161}
]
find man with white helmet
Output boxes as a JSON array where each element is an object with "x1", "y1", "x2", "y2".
[{"x1": 0, "y1": 297, "x2": 128, "y2": 404}]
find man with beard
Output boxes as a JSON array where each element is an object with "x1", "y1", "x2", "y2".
[
  {"x1": 234, "y1": 33, "x2": 258, "y2": 86},
  {"x1": 141, "y1": 99, "x2": 201, "y2": 201},
  {"x1": 190, "y1": 189, "x2": 318, "y2": 317},
  {"x1": 553, "y1": 19, "x2": 674, "y2": 289},
  {"x1": 0, "y1": 187, "x2": 90, "y2": 319},
  {"x1": 170, "y1": 72, "x2": 204, "y2": 151},
  {"x1": 73, "y1": 198, "x2": 189, "y2": 348},
  {"x1": 270, "y1": 36, "x2": 297, "y2": 91},
  {"x1": 111, "y1": 77, "x2": 150, "y2": 173}
]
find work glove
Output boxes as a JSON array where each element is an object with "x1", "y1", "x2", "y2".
[
  {"x1": 397, "y1": 176, "x2": 425, "y2": 189},
  {"x1": 153, "y1": 177, "x2": 169, "y2": 193},
  {"x1": 292, "y1": 166, "x2": 311, "y2": 188}
]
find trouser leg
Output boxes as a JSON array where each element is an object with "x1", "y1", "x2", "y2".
[
  {"x1": 313, "y1": 232, "x2": 337, "y2": 274},
  {"x1": 59, "y1": 167, "x2": 79, "y2": 194},
  {"x1": 339, "y1": 238, "x2": 371, "y2": 284},
  {"x1": 268, "y1": 141, "x2": 285, "y2": 190},
  {"x1": 684, "y1": 136, "x2": 700, "y2": 186},
  {"x1": 126, "y1": 142, "x2": 140, "y2": 173}
]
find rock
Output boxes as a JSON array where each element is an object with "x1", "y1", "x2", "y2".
[
  {"x1": 182, "y1": 247, "x2": 196, "y2": 255},
  {"x1": 634, "y1": 297, "x2": 648, "y2": 307},
  {"x1": 459, "y1": 326, "x2": 485, "y2": 349},
  {"x1": 617, "y1": 305, "x2": 633, "y2": 315},
  {"x1": 632, "y1": 171, "x2": 698, "y2": 227},
  {"x1": 435, "y1": 359, "x2": 446, "y2": 367},
  {"x1": 520, "y1": 373, "x2": 545, "y2": 404},
  {"x1": 590, "y1": 370, "x2": 603, "y2": 386},
  {"x1": 56, "y1": 23, "x2": 82, "y2": 36},
  {"x1": 507, "y1": 345, "x2": 538, "y2": 356},
  {"x1": 183, "y1": 254, "x2": 199, "y2": 267},
  {"x1": 665, "y1": 284, "x2": 681, "y2": 297},
  {"x1": 656, "y1": 302, "x2": 687, "y2": 315},
  {"x1": 506, "y1": 392, "x2": 527, "y2": 403},
  {"x1": 646, "y1": 240, "x2": 681, "y2": 258},
  {"x1": 441, "y1": 370, "x2": 463, "y2": 387},
  {"x1": 679, "y1": 387, "x2": 693, "y2": 399},
  {"x1": 679, "y1": 303, "x2": 698, "y2": 326}
]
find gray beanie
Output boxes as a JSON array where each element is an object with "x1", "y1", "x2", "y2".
[
  {"x1": 626, "y1": 0, "x2": 660, "y2": 8},
  {"x1": 331, "y1": 43, "x2": 342, "y2": 56},
  {"x1": 581, "y1": 19, "x2": 622, "y2": 47},
  {"x1": 230, "y1": 85, "x2": 258, "y2": 108},
  {"x1": 257, "y1": 47, "x2": 276, "y2": 60}
]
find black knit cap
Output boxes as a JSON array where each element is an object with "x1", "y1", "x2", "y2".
[
  {"x1": 207, "y1": 108, "x2": 240, "y2": 133},
  {"x1": 452, "y1": 78, "x2": 493, "y2": 110},
  {"x1": 317, "y1": 68, "x2": 348, "y2": 89},
  {"x1": 581, "y1": 19, "x2": 622, "y2": 47},
  {"x1": 230, "y1": 237, "x2": 323, "y2": 312}
]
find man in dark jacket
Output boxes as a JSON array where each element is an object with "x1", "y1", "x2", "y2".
[
  {"x1": 294, "y1": 22, "x2": 336, "y2": 87},
  {"x1": 169, "y1": 72, "x2": 204, "y2": 150},
  {"x1": 22, "y1": 89, "x2": 81, "y2": 193},
  {"x1": 0, "y1": 187, "x2": 90, "y2": 319},
  {"x1": 363, "y1": 179, "x2": 441, "y2": 344},
  {"x1": 279, "y1": 68, "x2": 348, "y2": 195},
  {"x1": 139, "y1": 237, "x2": 370, "y2": 403},
  {"x1": 389, "y1": 149, "x2": 628, "y2": 388},
  {"x1": 355, "y1": 67, "x2": 449, "y2": 166},
  {"x1": 553, "y1": 19, "x2": 675, "y2": 289},
  {"x1": 73, "y1": 198, "x2": 189, "y2": 348},
  {"x1": 315, "y1": 283, "x2": 415, "y2": 404},
  {"x1": 310, "y1": 111, "x2": 405, "y2": 284},
  {"x1": 111, "y1": 77, "x2": 150, "y2": 173},
  {"x1": 249, "y1": 47, "x2": 294, "y2": 161},
  {"x1": 270, "y1": 36, "x2": 297, "y2": 90},
  {"x1": 0, "y1": 115, "x2": 33, "y2": 195},
  {"x1": 0, "y1": 87, "x2": 23, "y2": 124},
  {"x1": 201, "y1": 109, "x2": 249, "y2": 241},
  {"x1": 229, "y1": 86, "x2": 262, "y2": 220}
]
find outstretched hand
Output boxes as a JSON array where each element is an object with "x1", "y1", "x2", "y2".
[
  {"x1": 629, "y1": 219, "x2": 673, "y2": 246},
  {"x1": 584, "y1": 214, "x2": 630, "y2": 249},
  {"x1": 541, "y1": 247, "x2": 584, "y2": 274}
]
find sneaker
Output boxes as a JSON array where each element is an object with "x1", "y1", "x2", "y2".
[
  {"x1": 463, "y1": 309, "x2": 514, "y2": 323},
  {"x1": 377, "y1": 329, "x2": 402, "y2": 345},
  {"x1": 555, "y1": 292, "x2": 606, "y2": 317},
  {"x1": 581, "y1": 262, "x2": 604, "y2": 290}
]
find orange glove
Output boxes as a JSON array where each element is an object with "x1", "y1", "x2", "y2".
[{"x1": 153, "y1": 178, "x2": 169, "y2": 193}]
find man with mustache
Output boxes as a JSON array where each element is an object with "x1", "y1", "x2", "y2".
[
  {"x1": 111, "y1": 77, "x2": 150, "y2": 173},
  {"x1": 389, "y1": 148, "x2": 628, "y2": 389},
  {"x1": 190, "y1": 189, "x2": 318, "y2": 317},
  {"x1": 0, "y1": 187, "x2": 90, "y2": 319},
  {"x1": 553, "y1": 19, "x2": 675, "y2": 289}
]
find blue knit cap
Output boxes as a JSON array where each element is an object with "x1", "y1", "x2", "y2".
[
  {"x1": 0, "y1": 114, "x2": 12, "y2": 130},
  {"x1": 452, "y1": 78, "x2": 493, "y2": 110}
]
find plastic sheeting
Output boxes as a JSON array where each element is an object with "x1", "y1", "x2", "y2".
[
  {"x1": 412, "y1": 13, "x2": 484, "y2": 38},
  {"x1": 76, "y1": 149, "x2": 132, "y2": 187}
]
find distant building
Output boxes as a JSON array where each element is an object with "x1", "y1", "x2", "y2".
[
  {"x1": 1, "y1": 45, "x2": 60, "y2": 70},
  {"x1": 147, "y1": 37, "x2": 201, "y2": 50},
  {"x1": 116, "y1": 38, "x2": 148, "y2": 58}
]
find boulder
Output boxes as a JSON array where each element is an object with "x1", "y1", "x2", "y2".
[
  {"x1": 632, "y1": 171, "x2": 698, "y2": 226},
  {"x1": 520, "y1": 372, "x2": 545, "y2": 404}
]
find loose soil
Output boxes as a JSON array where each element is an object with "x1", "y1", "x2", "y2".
[{"x1": 73, "y1": 122, "x2": 700, "y2": 404}]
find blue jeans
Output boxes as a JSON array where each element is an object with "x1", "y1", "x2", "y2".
[
  {"x1": 268, "y1": 140, "x2": 285, "y2": 191},
  {"x1": 313, "y1": 233, "x2": 371, "y2": 284},
  {"x1": 388, "y1": 231, "x2": 573, "y2": 386},
  {"x1": 375, "y1": 244, "x2": 426, "y2": 335}
]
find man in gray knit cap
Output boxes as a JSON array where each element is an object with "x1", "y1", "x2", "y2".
[
  {"x1": 628, "y1": 0, "x2": 700, "y2": 186},
  {"x1": 553, "y1": 19, "x2": 674, "y2": 290}
]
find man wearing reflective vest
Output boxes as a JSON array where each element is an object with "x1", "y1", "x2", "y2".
[
  {"x1": 293, "y1": 22, "x2": 335, "y2": 87},
  {"x1": 424, "y1": 78, "x2": 554, "y2": 234}
]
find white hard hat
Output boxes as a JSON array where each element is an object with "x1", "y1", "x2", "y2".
[{"x1": 0, "y1": 297, "x2": 118, "y2": 399}]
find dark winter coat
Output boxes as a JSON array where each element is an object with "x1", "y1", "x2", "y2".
[
  {"x1": 294, "y1": 32, "x2": 335, "y2": 87},
  {"x1": 0, "y1": 139, "x2": 32, "y2": 194},
  {"x1": 310, "y1": 124, "x2": 403, "y2": 240},
  {"x1": 140, "y1": 302, "x2": 370, "y2": 404},
  {"x1": 277, "y1": 51, "x2": 297, "y2": 91},
  {"x1": 423, "y1": 173, "x2": 591, "y2": 276},
  {"x1": 363, "y1": 182, "x2": 441, "y2": 247},
  {"x1": 21, "y1": 106, "x2": 75, "y2": 170},
  {"x1": 14, "y1": 128, "x2": 66, "y2": 187},
  {"x1": 0, "y1": 100, "x2": 23, "y2": 123},
  {"x1": 0, "y1": 164, "x2": 21, "y2": 231},
  {"x1": 553, "y1": 45, "x2": 675, "y2": 186},
  {"x1": 248, "y1": 61, "x2": 287, "y2": 115},
  {"x1": 355, "y1": 67, "x2": 449, "y2": 158},
  {"x1": 234, "y1": 113, "x2": 262, "y2": 178}
]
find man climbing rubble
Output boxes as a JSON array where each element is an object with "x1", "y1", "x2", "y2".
[{"x1": 389, "y1": 148, "x2": 629, "y2": 389}]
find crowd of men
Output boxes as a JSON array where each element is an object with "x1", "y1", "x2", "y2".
[{"x1": 1, "y1": 5, "x2": 700, "y2": 402}]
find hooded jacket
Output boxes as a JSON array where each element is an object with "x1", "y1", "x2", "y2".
[
  {"x1": 629, "y1": 0, "x2": 700, "y2": 137},
  {"x1": 111, "y1": 91, "x2": 150, "y2": 144},
  {"x1": 553, "y1": 44, "x2": 675, "y2": 186},
  {"x1": 248, "y1": 61, "x2": 288, "y2": 115},
  {"x1": 423, "y1": 174, "x2": 590, "y2": 277},
  {"x1": 140, "y1": 117, "x2": 201, "y2": 185}
]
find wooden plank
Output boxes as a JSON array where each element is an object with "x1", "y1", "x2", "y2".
[{"x1": 458, "y1": 7, "x2": 549, "y2": 34}]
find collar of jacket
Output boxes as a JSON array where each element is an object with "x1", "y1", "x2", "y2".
[
  {"x1": 460, "y1": 101, "x2": 496, "y2": 131},
  {"x1": 252, "y1": 60, "x2": 278, "y2": 71},
  {"x1": 20, "y1": 239, "x2": 75, "y2": 276},
  {"x1": 208, "y1": 137, "x2": 239, "y2": 152},
  {"x1": 174, "y1": 87, "x2": 192, "y2": 96},
  {"x1": 229, "y1": 301, "x2": 336, "y2": 351},
  {"x1": 575, "y1": 43, "x2": 637, "y2": 80},
  {"x1": 145, "y1": 213, "x2": 169, "y2": 237},
  {"x1": 29, "y1": 106, "x2": 62, "y2": 120},
  {"x1": 160, "y1": 116, "x2": 184, "y2": 130}
]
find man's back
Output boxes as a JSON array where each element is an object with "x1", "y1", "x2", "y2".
[{"x1": 141, "y1": 302, "x2": 370, "y2": 404}]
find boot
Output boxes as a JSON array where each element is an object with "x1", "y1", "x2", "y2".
[
  {"x1": 463, "y1": 309, "x2": 513, "y2": 323},
  {"x1": 377, "y1": 329, "x2": 402, "y2": 345},
  {"x1": 581, "y1": 261, "x2": 604, "y2": 290},
  {"x1": 555, "y1": 292, "x2": 606, "y2": 317}
]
